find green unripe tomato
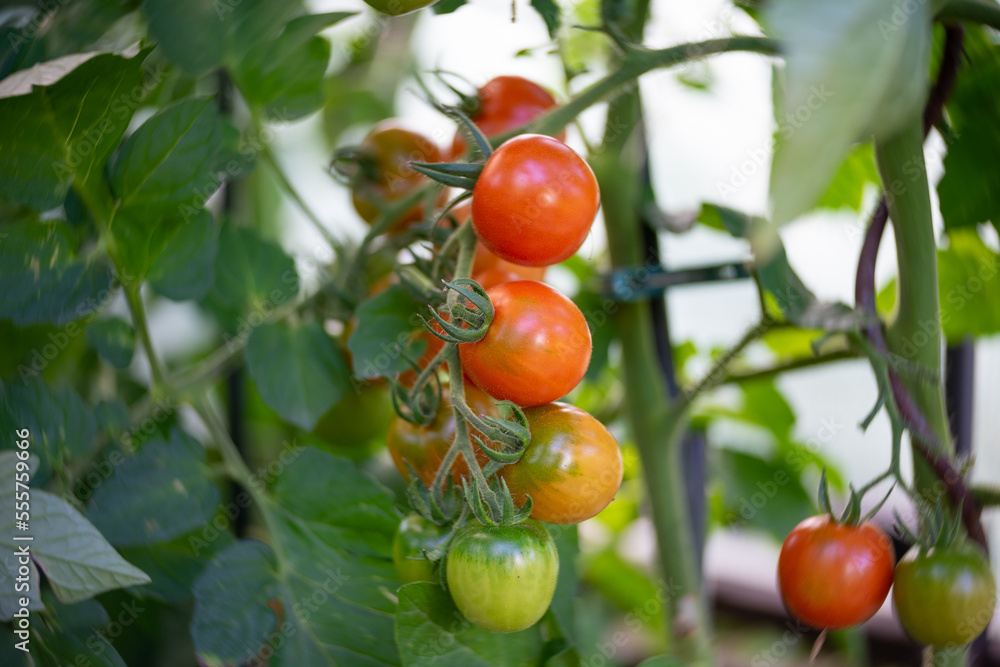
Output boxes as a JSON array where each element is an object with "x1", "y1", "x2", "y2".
[
  {"x1": 893, "y1": 544, "x2": 997, "y2": 647},
  {"x1": 393, "y1": 514, "x2": 447, "y2": 584},
  {"x1": 446, "y1": 520, "x2": 558, "y2": 633},
  {"x1": 362, "y1": 0, "x2": 437, "y2": 17}
]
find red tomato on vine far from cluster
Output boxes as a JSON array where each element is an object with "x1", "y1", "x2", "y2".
[
  {"x1": 777, "y1": 516, "x2": 894, "y2": 630},
  {"x1": 499, "y1": 402, "x2": 622, "y2": 524},
  {"x1": 472, "y1": 134, "x2": 600, "y2": 267},
  {"x1": 460, "y1": 280, "x2": 591, "y2": 407},
  {"x1": 386, "y1": 384, "x2": 495, "y2": 487},
  {"x1": 450, "y1": 75, "x2": 564, "y2": 158},
  {"x1": 350, "y1": 121, "x2": 442, "y2": 231}
]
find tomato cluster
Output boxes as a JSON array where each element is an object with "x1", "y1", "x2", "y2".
[
  {"x1": 777, "y1": 515, "x2": 997, "y2": 649},
  {"x1": 352, "y1": 76, "x2": 620, "y2": 635}
]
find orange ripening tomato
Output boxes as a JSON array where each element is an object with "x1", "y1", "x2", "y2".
[
  {"x1": 386, "y1": 384, "x2": 495, "y2": 487},
  {"x1": 472, "y1": 135, "x2": 599, "y2": 267},
  {"x1": 351, "y1": 121, "x2": 442, "y2": 231},
  {"x1": 460, "y1": 280, "x2": 591, "y2": 407},
  {"x1": 450, "y1": 75, "x2": 564, "y2": 158},
  {"x1": 499, "y1": 402, "x2": 622, "y2": 524},
  {"x1": 777, "y1": 515, "x2": 895, "y2": 630},
  {"x1": 472, "y1": 241, "x2": 547, "y2": 280}
]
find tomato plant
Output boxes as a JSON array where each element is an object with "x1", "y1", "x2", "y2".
[
  {"x1": 471, "y1": 134, "x2": 600, "y2": 267},
  {"x1": 893, "y1": 544, "x2": 998, "y2": 647},
  {"x1": 499, "y1": 402, "x2": 622, "y2": 524},
  {"x1": 393, "y1": 514, "x2": 448, "y2": 584},
  {"x1": 777, "y1": 515, "x2": 894, "y2": 629},
  {"x1": 445, "y1": 519, "x2": 559, "y2": 633},
  {"x1": 5, "y1": 1, "x2": 1000, "y2": 665},
  {"x1": 450, "y1": 75, "x2": 564, "y2": 157},
  {"x1": 459, "y1": 280, "x2": 591, "y2": 407}
]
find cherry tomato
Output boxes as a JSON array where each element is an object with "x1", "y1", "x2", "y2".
[
  {"x1": 460, "y1": 280, "x2": 591, "y2": 407},
  {"x1": 446, "y1": 519, "x2": 558, "y2": 633},
  {"x1": 893, "y1": 544, "x2": 997, "y2": 647},
  {"x1": 393, "y1": 514, "x2": 448, "y2": 584},
  {"x1": 777, "y1": 516, "x2": 894, "y2": 629},
  {"x1": 472, "y1": 135, "x2": 599, "y2": 267},
  {"x1": 398, "y1": 321, "x2": 446, "y2": 388},
  {"x1": 451, "y1": 75, "x2": 564, "y2": 157},
  {"x1": 386, "y1": 385, "x2": 496, "y2": 487},
  {"x1": 499, "y1": 402, "x2": 621, "y2": 524},
  {"x1": 362, "y1": 0, "x2": 437, "y2": 16},
  {"x1": 351, "y1": 121, "x2": 441, "y2": 230}
]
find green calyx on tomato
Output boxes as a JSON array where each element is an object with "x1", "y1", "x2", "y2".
[
  {"x1": 446, "y1": 519, "x2": 558, "y2": 633},
  {"x1": 471, "y1": 134, "x2": 600, "y2": 267},
  {"x1": 777, "y1": 515, "x2": 895, "y2": 630},
  {"x1": 499, "y1": 402, "x2": 622, "y2": 525},
  {"x1": 393, "y1": 514, "x2": 449, "y2": 585},
  {"x1": 893, "y1": 543, "x2": 997, "y2": 647},
  {"x1": 460, "y1": 280, "x2": 591, "y2": 408}
]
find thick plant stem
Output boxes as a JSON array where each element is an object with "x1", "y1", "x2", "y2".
[
  {"x1": 875, "y1": 120, "x2": 964, "y2": 667},
  {"x1": 591, "y1": 90, "x2": 713, "y2": 665}
]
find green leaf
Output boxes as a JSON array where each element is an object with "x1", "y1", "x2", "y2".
[
  {"x1": 0, "y1": 451, "x2": 150, "y2": 615},
  {"x1": 0, "y1": 8, "x2": 37, "y2": 79},
  {"x1": 395, "y1": 582, "x2": 545, "y2": 666},
  {"x1": 206, "y1": 223, "x2": 300, "y2": 330},
  {"x1": 530, "y1": 0, "x2": 561, "y2": 39},
  {"x1": 433, "y1": 0, "x2": 467, "y2": 14},
  {"x1": 0, "y1": 220, "x2": 114, "y2": 327},
  {"x1": 119, "y1": 528, "x2": 236, "y2": 603},
  {"x1": 232, "y1": 13, "x2": 352, "y2": 119},
  {"x1": 191, "y1": 448, "x2": 400, "y2": 666},
  {"x1": 245, "y1": 320, "x2": 352, "y2": 430},
  {"x1": 547, "y1": 525, "x2": 579, "y2": 648},
  {"x1": 765, "y1": 0, "x2": 931, "y2": 225},
  {"x1": 638, "y1": 657, "x2": 684, "y2": 667},
  {"x1": 816, "y1": 143, "x2": 880, "y2": 212},
  {"x1": 86, "y1": 429, "x2": 220, "y2": 547},
  {"x1": 714, "y1": 449, "x2": 815, "y2": 541},
  {"x1": 348, "y1": 284, "x2": 424, "y2": 380},
  {"x1": 85, "y1": 318, "x2": 135, "y2": 369},
  {"x1": 0, "y1": 378, "x2": 97, "y2": 466},
  {"x1": 698, "y1": 202, "x2": 754, "y2": 236},
  {"x1": 147, "y1": 208, "x2": 219, "y2": 301},
  {"x1": 31, "y1": 593, "x2": 127, "y2": 667},
  {"x1": 143, "y1": 0, "x2": 227, "y2": 74},
  {"x1": 109, "y1": 97, "x2": 224, "y2": 217},
  {"x1": 0, "y1": 50, "x2": 149, "y2": 209},
  {"x1": 0, "y1": 453, "x2": 43, "y2": 621},
  {"x1": 938, "y1": 27, "x2": 1000, "y2": 236},
  {"x1": 937, "y1": 229, "x2": 1000, "y2": 341}
]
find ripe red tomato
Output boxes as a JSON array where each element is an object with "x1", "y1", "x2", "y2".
[
  {"x1": 893, "y1": 544, "x2": 997, "y2": 647},
  {"x1": 450, "y1": 75, "x2": 564, "y2": 157},
  {"x1": 460, "y1": 280, "x2": 591, "y2": 407},
  {"x1": 386, "y1": 385, "x2": 496, "y2": 487},
  {"x1": 499, "y1": 402, "x2": 622, "y2": 524},
  {"x1": 351, "y1": 121, "x2": 441, "y2": 230},
  {"x1": 472, "y1": 241, "x2": 547, "y2": 282},
  {"x1": 446, "y1": 519, "x2": 558, "y2": 633},
  {"x1": 777, "y1": 516, "x2": 894, "y2": 629},
  {"x1": 471, "y1": 135, "x2": 599, "y2": 267},
  {"x1": 393, "y1": 514, "x2": 448, "y2": 584},
  {"x1": 362, "y1": 0, "x2": 437, "y2": 17}
]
